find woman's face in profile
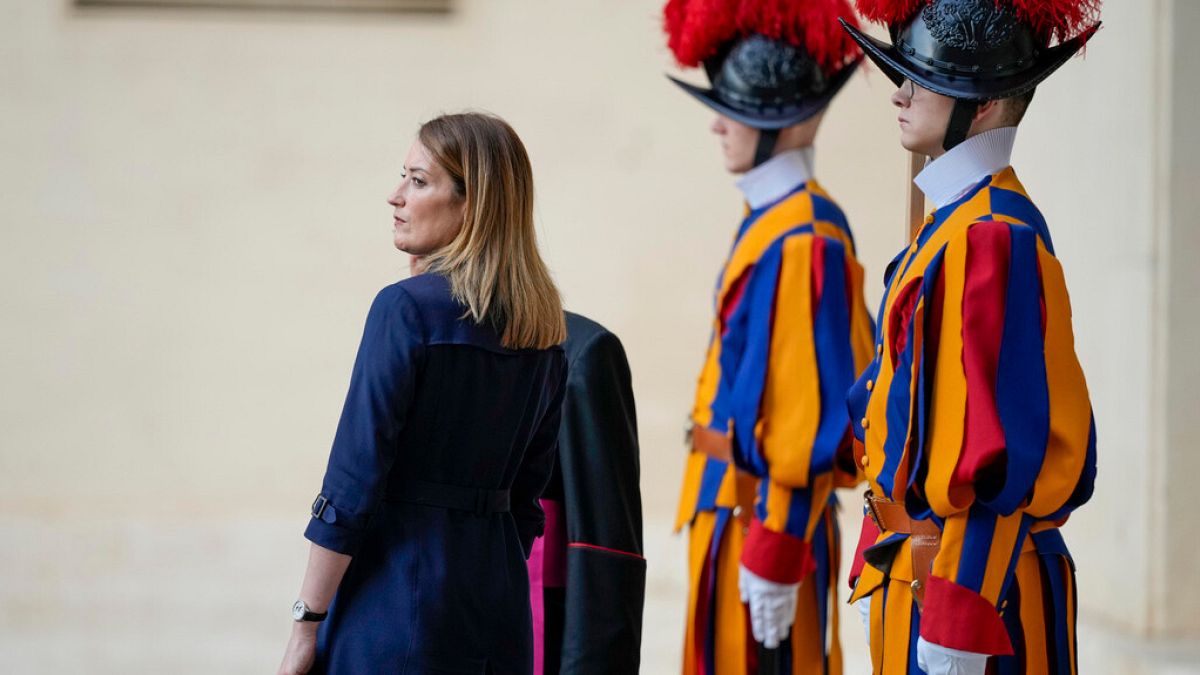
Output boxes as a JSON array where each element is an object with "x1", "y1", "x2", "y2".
[{"x1": 388, "y1": 141, "x2": 466, "y2": 256}]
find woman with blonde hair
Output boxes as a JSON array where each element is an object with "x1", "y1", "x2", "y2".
[{"x1": 279, "y1": 112, "x2": 567, "y2": 675}]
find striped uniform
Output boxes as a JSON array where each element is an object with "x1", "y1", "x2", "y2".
[
  {"x1": 676, "y1": 179, "x2": 875, "y2": 675},
  {"x1": 846, "y1": 167, "x2": 1095, "y2": 674}
]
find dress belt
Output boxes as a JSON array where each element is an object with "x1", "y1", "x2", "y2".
[{"x1": 386, "y1": 478, "x2": 511, "y2": 517}]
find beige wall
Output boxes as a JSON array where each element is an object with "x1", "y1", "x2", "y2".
[
  {"x1": 1, "y1": 0, "x2": 1197, "y2": 672},
  {"x1": 1158, "y1": 0, "x2": 1200, "y2": 645}
]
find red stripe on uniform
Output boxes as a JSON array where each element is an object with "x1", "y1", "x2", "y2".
[
  {"x1": 721, "y1": 270, "x2": 751, "y2": 327},
  {"x1": 812, "y1": 236, "x2": 826, "y2": 308},
  {"x1": 954, "y1": 223, "x2": 1011, "y2": 486},
  {"x1": 567, "y1": 542, "x2": 646, "y2": 561}
]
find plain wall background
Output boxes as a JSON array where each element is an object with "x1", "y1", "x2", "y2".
[{"x1": 1, "y1": 0, "x2": 1196, "y2": 672}]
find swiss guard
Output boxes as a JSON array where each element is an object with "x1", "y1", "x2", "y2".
[
  {"x1": 665, "y1": 0, "x2": 875, "y2": 673},
  {"x1": 839, "y1": 1, "x2": 1100, "y2": 673}
]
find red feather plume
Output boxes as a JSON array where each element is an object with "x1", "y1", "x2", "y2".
[
  {"x1": 1010, "y1": 0, "x2": 1101, "y2": 43},
  {"x1": 735, "y1": 0, "x2": 863, "y2": 73},
  {"x1": 664, "y1": 0, "x2": 742, "y2": 68},
  {"x1": 852, "y1": 0, "x2": 1101, "y2": 43},
  {"x1": 664, "y1": 0, "x2": 862, "y2": 73},
  {"x1": 851, "y1": 0, "x2": 925, "y2": 24}
]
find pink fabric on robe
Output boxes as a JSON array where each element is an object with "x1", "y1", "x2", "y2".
[{"x1": 528, "y1": 499, "x2": 567, "y2": 675}]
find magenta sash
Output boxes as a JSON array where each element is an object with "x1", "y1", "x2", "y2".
[{"x1": 527, "y1": 498, "x2": 566, "y2": 675}]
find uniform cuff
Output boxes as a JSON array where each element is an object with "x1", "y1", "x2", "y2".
[
  {"x1": 919, "y1": 575, "x2": 1014, "y2": 655},
  {"x1": 740, "y1": 519, "x2": 814, "y2": 584}
]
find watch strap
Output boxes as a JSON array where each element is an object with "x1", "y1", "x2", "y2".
[
  {"x1": 299, "y1": 608, "x2": 327, "y2": 622},
  {"x1": 293, "y1": 600, "x2": 328, "y2": 622}
]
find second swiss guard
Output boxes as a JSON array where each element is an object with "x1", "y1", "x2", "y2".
[
  {"x1": 664, "y1": 0, "x2": 876, "y2": 672},
  {"x1": 839, "y1": 0, "x2": 1100, "y2": 673}
]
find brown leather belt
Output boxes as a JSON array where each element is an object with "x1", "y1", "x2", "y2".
[
  {"x1": 686, "y1": 423, "x2": 755, "y2": 527},
  {"x1": 689, "y1": 423, "x2": 733, "y2": 463},
  {"x1": 864, "y1": 490, "x2": 941, "y2": 610}
]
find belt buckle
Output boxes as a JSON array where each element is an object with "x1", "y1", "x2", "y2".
[
  {"x1": 864, "y1": 490, "x2": 884, "y2": 530},
  {"x1": 311, "y1": 494, "x2": 330, "y2": 521}
]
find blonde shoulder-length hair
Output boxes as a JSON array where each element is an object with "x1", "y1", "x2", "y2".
[{"x1": 418, "y1": 113, "x2": 565, "y2": 350}]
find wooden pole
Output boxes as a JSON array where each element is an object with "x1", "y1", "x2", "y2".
[{"x1": 906, "y1": 151, "x2": 927, "y2": 242}]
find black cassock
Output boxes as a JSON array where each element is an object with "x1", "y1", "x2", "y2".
[{"x1": 528, "y1": 312, "x2": 646, "y2": 675}]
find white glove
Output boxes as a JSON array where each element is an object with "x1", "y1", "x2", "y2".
[
  {"x1": 737, "y1": 564, "x2": 799, "y2": 649},
  {"x1": 916, "y1": 637, "x2": 988, "y2": 675},
  {"x1": 855, "y1": 596, "x2": 871, "y2": 645}
]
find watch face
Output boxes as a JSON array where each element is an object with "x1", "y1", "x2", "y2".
[{"x1": 292, "y1": 600, "x2": 306, "y2": 620}]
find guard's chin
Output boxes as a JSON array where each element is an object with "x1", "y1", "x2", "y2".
[
  {"x1": 724, "y1": 157, "x2": 752, "y2": 175},
  {"x1": 899, "y1": 135, "x2": 928, "y2": 158}
]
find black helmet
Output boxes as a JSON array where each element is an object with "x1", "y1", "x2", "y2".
[
  {"x1": 841, "y1": 0, "x2": 1099, "y2": 101},
  {"x1": 669, "y1": 33, "x2": 860, "y2": 130},
  {"x1": 664, "y1": 0, "x2": 863, "y2": 164},
  {"x1": 841, "y1": 0, "x2": 1100, "y2": 149}
]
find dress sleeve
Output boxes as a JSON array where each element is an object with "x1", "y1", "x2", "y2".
[
  {"x1": 558, "y1": 329, "x2": 646, "y2": 673},
  {"x1": 304, "y1": 285, "x2": 426, "y2": 556},
  {"x1": 728, "y1": 233, "x2": 871, "y2": 584},
  {"x1": 915, "y1": 221, "x2": 1096, "y2": 654}
]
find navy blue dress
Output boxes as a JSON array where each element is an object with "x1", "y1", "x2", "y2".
[{"x1": 304, "y1": 273, "x2": 567, "y2": 674}]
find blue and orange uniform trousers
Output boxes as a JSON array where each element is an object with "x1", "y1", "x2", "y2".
[
  {"x1": 676, "y1": 181, "x2": 875, "y2": 675},
  {"x1": 846, "y1": 168, "x2": 1096, "y2": 674}
]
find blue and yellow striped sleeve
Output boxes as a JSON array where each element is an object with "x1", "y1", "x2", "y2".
[
  {"x1": 728, "y1": 231, "x2": 873, "y2": 583},
  {"x1": 914, "y1": 221, "x2": 1095, "y2": 654}
]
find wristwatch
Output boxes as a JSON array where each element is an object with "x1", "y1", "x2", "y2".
[{"x1": 291, "y1": 599, "x2": 328, "y2": 622}]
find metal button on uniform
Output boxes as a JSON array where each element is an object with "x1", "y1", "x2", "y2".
[
  {"x1": 866, "y1": 380, "x2": 874, "y2": 392},
  {"x1": 861, "y1": 417, "x2": 870, "y2": 430},
  {"x1": 861, "y1": 454, "x2": 870, "y2": 468},
  {"x1": 876, "y1": 344, "x2": 883, "y2": 356}
]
